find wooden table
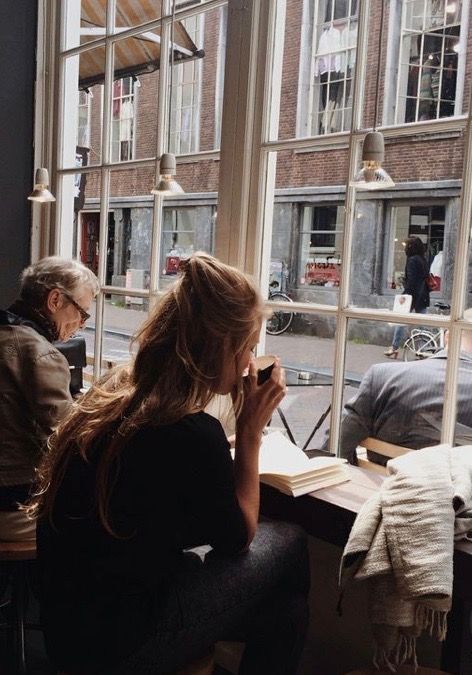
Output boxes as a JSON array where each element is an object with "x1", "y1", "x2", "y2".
[{"x1": 260, "y1": 466, "x2": 472, "y2": 675}]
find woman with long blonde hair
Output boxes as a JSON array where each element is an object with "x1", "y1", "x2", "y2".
[{"x1": 32, "y1": 253, "x2": 309, "y2": 675}]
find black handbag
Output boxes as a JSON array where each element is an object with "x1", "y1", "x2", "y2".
[{"x1": 54, "y1": 336, "x2": 87, "y2": 397}]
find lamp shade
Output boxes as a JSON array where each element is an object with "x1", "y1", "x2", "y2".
[
  {"x1": 150, "y1": 153, "x2": 184, "y2": 195},
  {"x1": 28, "y1": 168, "x2": 56, "y2": 203},
  {"x1": 350, "y1": 131, "x2": 395, "y2": 191}
]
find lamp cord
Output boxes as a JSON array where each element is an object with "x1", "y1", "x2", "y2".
[
  {"x1": 373, "y1": 0, "x2": 385, "y2": 131},
  {"x1": 167, "y1": 0, "x2": 177, "y2": 152}
]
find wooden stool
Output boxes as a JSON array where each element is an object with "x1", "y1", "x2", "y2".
[
  {"x1": 0, "y1": 538, "x2": 37, "y2": 675},
  {"x1": 346, "y1": 667, "x2": 451, "y2": 675}
]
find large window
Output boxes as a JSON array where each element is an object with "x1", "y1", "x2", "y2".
[
  {"x1": 396, "y1": 0, "x2": 462, "y2": 123},
  {"x1": 170, "y1": 15, "x2": 203, "y2": 154},
  {"x1": 300, "y1": 0, "x2": 358, "y2": 136},
  {"x1": 43, "y1": 0, "x2": 472, "y2": 466},
  {"x1": 111, "y1": 77, "x2": 136, "y2": 162}
]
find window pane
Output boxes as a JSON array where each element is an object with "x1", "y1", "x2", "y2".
[
  {"x1": 61, "y1": 50, "x2": 104, "y2": 169},
  {"x1": 269, "y1": 149, "x2": 348, "y2": 306},
  {"x1": 348, "y1": 113, "x2": 464, "y2": 311},
  {"x1": 111, "y1": 38, "x2": 157, "y2": 162},
  {"x1": 262, "y1": 313, "x2": 338, "y2": 450},
  {"x1": 115, "y1": 0, "x2": 162, "y2": 30},
  {"x1": 394, "y1": 1, "x2": 463, "y2": 124},
  {"x1": 106, "y1": 167, "x2": 156, "y2": 292},
  {"x1": 62, "y1": 0, "x2": 105, "y2": 50},
  {"x1": 169, "y1": 5, "x2": 227, "y2": 154},
  {"x1": 278, "y1": 0, "x2": 358, "y2": 140},
  {"x1": 160, "y1": 205, "x2": 216, "y2": 282},
  {"x1": 329, "y1": 317, "x2": 447, "y2": 461}
]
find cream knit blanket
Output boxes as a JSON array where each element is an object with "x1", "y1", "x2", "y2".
[{"x1": 339, "y1": 444, "x2": 472, "y2": 671}]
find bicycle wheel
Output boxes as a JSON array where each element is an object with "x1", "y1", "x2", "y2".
[
  {"x1": 266, "y1": 292, "x2": 294, "y2": 336},
  {"x1": 403, "y1": 330, "x2": 439, "y2": 361}
]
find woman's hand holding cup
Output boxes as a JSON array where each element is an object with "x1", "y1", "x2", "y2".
[{"x1": 236, "y1": 354, "x2": 286, "y2": 445}]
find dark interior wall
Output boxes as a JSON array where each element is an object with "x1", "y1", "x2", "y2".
[{"x1": 0, "y1": 1, "x2": 37, "y2": 305}]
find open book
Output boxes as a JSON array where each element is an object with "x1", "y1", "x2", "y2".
[{"x1": 259, "y1": 431, "x2": 350, "y2": 497}]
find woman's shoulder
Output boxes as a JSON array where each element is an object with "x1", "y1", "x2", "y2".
[{"x1": 136, "y1": 412, "x2": 228, "y2": 450}]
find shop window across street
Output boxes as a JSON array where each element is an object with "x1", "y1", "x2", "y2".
[
  {"x1": 299, "y1": 205, "x2": 343, "y2": 287},
  {"x1": 387, "y1": 204, "x2": 445, "y2": 291}
]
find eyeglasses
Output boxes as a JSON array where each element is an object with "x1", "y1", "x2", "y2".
[{"x1": 63, "y1": 292, "x2": 91, "y2": 325}]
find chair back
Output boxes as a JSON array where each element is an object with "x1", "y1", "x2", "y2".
[{"x1": 356, "y1": 437, "x2": 411, "y2": 474}]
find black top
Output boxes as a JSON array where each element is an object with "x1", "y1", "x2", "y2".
[
  {"x1": 403, "y1": 254, "x2": 430, "y2": 312},
  {"x1": 37, "y1": 412, "x2": 247, "y2": 671}
]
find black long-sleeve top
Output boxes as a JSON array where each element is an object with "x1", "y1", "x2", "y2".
[
  {"x1": 37, "y1": 412, "x2": 247, "y2": 671},
  {"x1": 403, "y1": 254, "x2": 430, "y2": 312}
]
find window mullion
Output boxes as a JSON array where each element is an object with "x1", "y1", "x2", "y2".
[
  {"x1": 441, "y1": 85, "x2": 472, "y2": 443},
  {"x1": 328, "y1": 0, "x2": 370, "y2": 456},
  {"x1": 149, "y1": 10, "x2": 171, "y2": 303}
]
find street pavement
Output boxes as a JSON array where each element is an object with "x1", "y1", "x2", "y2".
[{"x1": 81, "y1": 300, "x2": 390, "y2": 449}]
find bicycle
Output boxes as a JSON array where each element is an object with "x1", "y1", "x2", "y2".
[
  {"x1": 402, "y1": 302, "x2": 450, "y2": 361},
  {"x1": 265, "y1": 289, "x2": 294, "y2": 336}
]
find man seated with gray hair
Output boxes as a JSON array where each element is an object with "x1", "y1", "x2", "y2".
[
  {"x1": 0, "y1": 257, "x2": 99, "y2": 540},
  {"x1": 323, "y1": 311, "x2": 472, "y2": 465}
]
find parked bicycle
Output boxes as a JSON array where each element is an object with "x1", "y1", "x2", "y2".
[
  {"x1": 402, "y1": 302, "x2": 450, "y2": 361},
  {"x1": 266, "y1": 287, "x2": 294, "y2": 335}
]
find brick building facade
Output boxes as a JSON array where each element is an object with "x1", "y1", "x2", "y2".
[{"x1": 77, "y1": 0, "x2": 471, "y2": 337}]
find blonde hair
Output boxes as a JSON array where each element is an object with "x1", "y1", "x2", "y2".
[{"x1": 30, "y1": 253, "x2": 264, "y2": 535}]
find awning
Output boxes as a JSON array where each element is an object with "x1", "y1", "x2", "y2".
[{"x1": 79, "y1": 0, "x2": 204, "y2": 89}]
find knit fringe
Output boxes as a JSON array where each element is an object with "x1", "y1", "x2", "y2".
[
  {"x1": 373, "y1": 634, "x2": 418, "y2": 672},
  {"x1": 415, "y1": 604, "x2": 448, "y2": 641}
]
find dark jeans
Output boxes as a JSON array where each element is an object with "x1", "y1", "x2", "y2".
[{"x1": 114, "y1": 521, "x2": 309, "y2": 675}]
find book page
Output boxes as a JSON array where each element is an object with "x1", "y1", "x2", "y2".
[{"x1": 259, "y1": 431, "x2": 345, "y2": 478}]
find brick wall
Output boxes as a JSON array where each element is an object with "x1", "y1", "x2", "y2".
[{"x1": 83, "y1": 1, "x2": 470, "y2": 201}]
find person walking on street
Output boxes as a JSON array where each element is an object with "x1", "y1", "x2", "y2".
[{"x1": 385, "y1": 237, "x2": 430, "y2": 359}]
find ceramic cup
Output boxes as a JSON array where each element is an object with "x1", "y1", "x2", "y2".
[{"x1": 254, "y1": 354, "x2": 276, "y2": 385}]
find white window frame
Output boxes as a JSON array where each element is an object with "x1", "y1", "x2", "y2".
[
  {"x1": 393, "y1": 0, "x2": 469, "y2": 125},
  {"x1": 170, "y1": 14, "x2": 204, "y2": 155},
  {"x1": 37, "y1": 0, "x2": 472, "y2": 454},
  {"x1": 214, "y1": 5, "x2": 228, "y2": 147},
  {"x1": 298, "y1": 0, "x2": 359, "y2": 137},
  {"x1": 299, "y1": 204, "x2": 344, "y2": 288},
  {"x1": 111, "y1": 76, "x2": 137, "y2": 163},
  {"x1": 77, "y1": 89, "x2": 91, "y2": 148}
]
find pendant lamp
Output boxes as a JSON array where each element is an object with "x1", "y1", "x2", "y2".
[
  {"x1": 28, "y1": 168, "x2": 56, "y2": 203},
  {"x1": 351, "y1": 0, "x2": 394, "y2": 191},
  {"x1": 151, "y1": 0, "x2": 184, "y2": 196}
]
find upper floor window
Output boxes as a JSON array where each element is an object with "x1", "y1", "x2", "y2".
[
  {"x1": 112, "y1": 77, "x2": 136, "y2": 162},
  {"x1": 299, "y1": 0, "x2": 358, "y2": 137},
  {"x1": 170, "y1": 15, "x2": 203, "y2": 154},
  {"x1": 395, "y1": 0, "x2": 462, "y2": 123},
  {"x1": 77, "y1": 90, "x2": 91, "y2": 148}
]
